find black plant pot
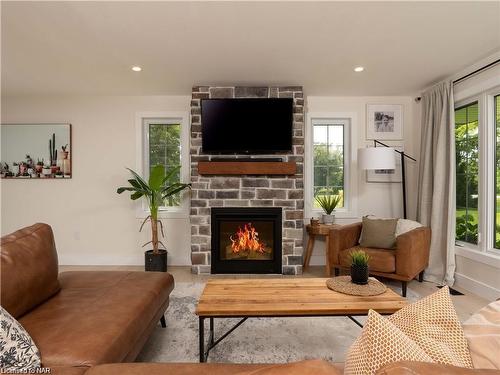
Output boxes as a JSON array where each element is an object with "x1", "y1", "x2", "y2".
[
  {"x1": 351, "y1": 265, "x2": 369, "y2": 285},
  {"x1": 145, "y1": 249, "x2": 168, "y2": 272}
]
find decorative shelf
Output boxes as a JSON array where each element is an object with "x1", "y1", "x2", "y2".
[{"x1": 197, "y1": 161, "x2": 297, "y2": 176}]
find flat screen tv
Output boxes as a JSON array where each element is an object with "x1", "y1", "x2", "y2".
[{"x1": 201, "y1": 98, "x2": 293, "y2": 154}]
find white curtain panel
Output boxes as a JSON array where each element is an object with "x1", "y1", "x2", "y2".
[{"x1": 417, "y1": 81, "x2": 456, "y2": 285}]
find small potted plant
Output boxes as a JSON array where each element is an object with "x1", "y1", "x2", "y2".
[
  {"x1": 35, "y1": 159, "x2": 44, "y2": 174},
  {"x1": 42, "y1": 164, "x2": 52, "y2": 177},
  {"x1": 61, "y1": 144, "x2": 69, "y2": 159},
  {"x1": 315, "y1": 190, "x2": 342, "y2": 224},
  {"x1": 55, "y1": 171, "x2": 64, "y2": 178},
  {"x1": 350, "y1": 250, "x2": 370, "y2": 285},
  {"x1": 117, "y1": 165, "x2": 191, "y2": 272}
]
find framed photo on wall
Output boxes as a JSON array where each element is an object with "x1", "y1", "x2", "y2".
[
  {"x1": 366, "y1": 104, "x2": 403, "y2": 140},
  {"x1": 366, "y1": 143, "x2": 403, "y2": 183}
]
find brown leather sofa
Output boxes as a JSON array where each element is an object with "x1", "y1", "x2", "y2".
[
  {"x1": 328, "y1": 222, "x2": 431, "y2": 296},
  {"x1": 2, "y1": 224, "x2": 497, "y2": 375},
  {"x1": 0, "y1": 223, "x2": 174, "y2": 372}
]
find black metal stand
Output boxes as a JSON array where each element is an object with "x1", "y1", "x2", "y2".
[
  {"x1": 199, "y1": 317, "x2": 248, "y2": 362},
  {"x1": 160, "y1": 315, "x2": 166, "y2": 328},
  {"x1": 373, "y1": 140, "x2": 417, "y2": 219}
]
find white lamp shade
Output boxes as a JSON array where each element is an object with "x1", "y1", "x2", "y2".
[{"x1": 358, "y1": 147, "x2": 396, "y2": 170}]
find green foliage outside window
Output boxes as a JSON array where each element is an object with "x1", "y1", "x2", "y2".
[
  {"x1": 455, "y1": 103, "x2": 479, "y2": 244},
  {"x1": 149, "y1": 123, "x2": 181, "y2": 206}
]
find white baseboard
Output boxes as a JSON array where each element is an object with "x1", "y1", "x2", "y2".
[{"x1": 454, "y1": 272, "x2": 500, "y2": 301}]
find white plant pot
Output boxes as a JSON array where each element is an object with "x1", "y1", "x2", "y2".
[
  {"x1": 322, "y1": 214, "x2": 335, "y2": 224},
  {"x1": 42, "y1": 168, "x2": 51, "y2": 175}
]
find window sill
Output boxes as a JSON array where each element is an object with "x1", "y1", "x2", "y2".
[
  {"x1": 136, "y1": 209, "x2": 189, "y2": 220},
  {"x1": 309, "y1": 209, "x2": 359, "y2": 220},
  {"x1": 455, "y1": 246, "x2": 500, "y2": 269}
]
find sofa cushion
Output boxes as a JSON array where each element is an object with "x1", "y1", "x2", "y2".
[
  {"x1": 360, "y1": 217, "x2": 398, "y2": 249},
  {"x1": 463, "y1": 300, "x2": 500, "y2": 369},
  {"x1": 1, "y1": 223, "x2": 60, "y2": 318},
  {"x1": 0, "y1": 306, "x2": 41, "y2": 372},
  {"x1": 340, "y1": 246, "x2": 396, "y2": 273},
  {"x1": 344, "y1": 309, "x2": 434, "y2": 375},
  {"x1": 85, "y1": 360, "x2": 343, "y2": 375},
  {"x1": 19, "y1": 271, "x2": 174, "y2": 368}
]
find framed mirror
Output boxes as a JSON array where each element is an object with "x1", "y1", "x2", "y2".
[{"x1": 1, "y1": 123, "x2": 72, "y2": 179}]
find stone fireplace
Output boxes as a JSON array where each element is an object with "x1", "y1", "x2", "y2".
[{"x1": 190, "y1": 86, "x2": 305, "y2": 275}]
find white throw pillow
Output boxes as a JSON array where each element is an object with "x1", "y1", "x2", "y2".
[
  {"x1": 395, "y1": 219, "x2": 423, "y2": 237},
  {"x1": 0, "y1": 306, "x2": 41, "y2": 372}
]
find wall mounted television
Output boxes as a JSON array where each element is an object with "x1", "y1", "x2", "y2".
[{"x1": 201, "y1": 98, "x2": 293, "y2": 154}]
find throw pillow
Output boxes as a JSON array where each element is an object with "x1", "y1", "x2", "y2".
[
  {"x1": 344, "y1": 309, "x2": 434, "y2": 375},
  {"x1": 359, "y1": 216, "x2": 398, "y2": 249},
  {"x1": 463, "y1": 300, "x2": 500, "y2": 369},
  {"x1": 388, "y1": 286, "x2": 473, "y2": 368},
  {"x1": 0, "y1": 306, "x2": 41, "y2": 372},
  {"x1": 395, "y1": 219, "x2": 423, "y2": 237}
]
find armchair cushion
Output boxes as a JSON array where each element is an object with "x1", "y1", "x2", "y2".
[
  {"x1": 340, "y1": 246, "x2": 396, "y2": 273},
  {"x1": 360, "y1": 217, "x2": 398, "y2": 249}
]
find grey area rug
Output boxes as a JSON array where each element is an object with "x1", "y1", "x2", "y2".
[{"x1": 137, "y1": 281, "x2": 422, "y2": 364}]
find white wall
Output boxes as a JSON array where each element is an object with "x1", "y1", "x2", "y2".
[
  {"x1": 1, "y1": 95, "x2": 192, "y2": 266},
  {"x1": 1, "y1": 93, "x2": 421, "y2": 269},
  {"x1": 304, "y1": 96, "x2": 421, "y2": 265}
]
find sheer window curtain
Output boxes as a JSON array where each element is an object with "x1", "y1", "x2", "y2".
[{"x1": 417, "y1": 81, "x2": 456, "y2": 285}]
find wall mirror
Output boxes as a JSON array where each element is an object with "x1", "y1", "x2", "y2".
[{"x1": 1, "y1": 123, "x2": 72, "y2": 179}]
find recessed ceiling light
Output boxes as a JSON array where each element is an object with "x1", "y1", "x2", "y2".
[
  {"x1": 131, "y1": 66, "x2": 142, "y2": 72},
  {"x1": 354, "y1": 66, "x2": 365, "y2": 72}
]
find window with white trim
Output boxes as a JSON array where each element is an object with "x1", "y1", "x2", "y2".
[
  {"x1": 310, "y1": 118, "x2": 350, "y2": 212},
  {"x1": 454, "y1": 85, "x2": 500, "y2": 253},
  {"x1": 142, "y1": 116, "x2": 188, "y2": 211}
]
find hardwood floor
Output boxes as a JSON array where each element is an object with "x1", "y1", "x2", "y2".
[{"x1": 58, "y1": 265, "x2": 490, "y2": 322}]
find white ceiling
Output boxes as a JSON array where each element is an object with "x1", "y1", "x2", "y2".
[{"x1": 2, "y1": 1, "x2": 500, "y2": 96}]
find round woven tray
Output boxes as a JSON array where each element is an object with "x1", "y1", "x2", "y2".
[{"x1": 326, "y1": 276, "x2": 387, "y2": 296}]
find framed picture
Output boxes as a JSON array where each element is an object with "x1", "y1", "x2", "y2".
[
  {"x1": 366, "y1": 143, "x2": 403, "y2": 183},
  {"x1": 366, "y1": 104, "x2": 403, "y2": 140}
]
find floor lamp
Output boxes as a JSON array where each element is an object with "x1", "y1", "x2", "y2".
[{"x1": 358, "y1": 140, "x2": 417, "y2": 219}]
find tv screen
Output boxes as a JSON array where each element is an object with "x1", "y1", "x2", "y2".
[{"x1": 201, "y1": 98, "x2": 293, "y2": 154}]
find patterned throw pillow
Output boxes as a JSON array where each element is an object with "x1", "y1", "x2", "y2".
[
  {"x1": 345, "y1": 286, "x2": 473, "y2": 375},
  {"x1": 0, "y1": 306, "x2": 41, "y2": 372},
  {"x1": 344, "y1": 309, "x2": 434, "y2": 375},
  {"x1": 388, "y1": 286, "x2": 473, "y2": 368}
]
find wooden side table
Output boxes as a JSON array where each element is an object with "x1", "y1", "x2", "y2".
[{"x1": 304, "y1": 223, "x2": 339, "y2": 276}]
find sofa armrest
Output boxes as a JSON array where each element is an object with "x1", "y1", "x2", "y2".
[
  {"x1": 328, "y1": 223, "x2": 362, "y2": 265},
  {"x1": 376, "y1": 361, "x2": 500, "y2": 374},
  {"x1": 395, "y1": 227, "x2": 431, "y2": 279}
]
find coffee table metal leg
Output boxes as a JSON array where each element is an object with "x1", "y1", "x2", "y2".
[
  {"x1": 199, "y1": 317, "x2": 205, "y2": 362},
  {"x1": 209, "y1": 317, "x2": 215, "y2": 346},
  {"x1": 347, "y1": 315, "x2": 363, "y2": 328}
]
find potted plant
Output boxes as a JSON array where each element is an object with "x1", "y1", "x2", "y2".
[
  {"x1": 315, "y1": 191, "x2": 342, "y2": 224},
  {"x1": 117, "y1": 165, "x2": 191, "y2": 272},
  {"x1": 42, "y1": 164, "x2": 52, "y2": 177},
  {"x1": 61, "y1": 144, "x2": 69, "y2": 159},
  {"x1": 35, "y1": 159, "x2": 44, "y2": 174},
  {"x1": 350, "y1": 249, "x2": 370, "y2": 285}
]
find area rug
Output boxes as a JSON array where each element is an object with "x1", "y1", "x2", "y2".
[{"x1": 137, "y1": 280, "x2": 422, "y2": 364}]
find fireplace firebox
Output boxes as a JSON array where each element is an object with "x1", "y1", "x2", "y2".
[{"x1": 211, "y1": 208, "x2": 282, "y2": 274}]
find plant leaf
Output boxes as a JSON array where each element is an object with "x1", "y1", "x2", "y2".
[
  {"x1": 162, "y1": 183, "x2": 191, "y2": 198},
  {"x1": 149, "y1": 165, "x2": 165, "y2": 191},
  {"x1": 126, "y1": 168, "x2": 151, "y2": 194},
  {"x1": 161, "y1": 165, "x2": 181, "y2": 185},
  {"x1": 131, "y1": 191, "x2": 144, "y2": 200}
]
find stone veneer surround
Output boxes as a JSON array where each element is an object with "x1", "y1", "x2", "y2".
[{"x1": 190, "y1": 86, "x2": 305, "y2": 275}]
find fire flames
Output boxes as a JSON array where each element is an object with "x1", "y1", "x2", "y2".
[{"x1": 230, "y1": 223, "x2": 266, "y2": 253}]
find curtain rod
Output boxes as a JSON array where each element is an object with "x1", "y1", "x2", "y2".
[{"x1": 415, "y1": 58, "x2": 500, "y2": 102}]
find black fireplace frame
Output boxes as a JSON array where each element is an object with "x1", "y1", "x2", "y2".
[{"x1": 211, "y1": 207, "x2": 282, "y2": 274}]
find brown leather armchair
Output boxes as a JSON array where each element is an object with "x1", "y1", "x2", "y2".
[{"x1": 328, "y1": 222, "x2": 431, "y2": 297}]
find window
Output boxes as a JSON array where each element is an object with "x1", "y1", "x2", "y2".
[
  {"x1": 495, "y1": 95, "x2": 500, "y2": 249},
  {"x1": 312, "y1": 118, "x2": 349, "y2": 210},
  {"x1": 455, "y1": 102, "x2": 479, "y2": 244},
  {"x1": 140, "y1": 114, "x2": 188, "y2": 213}
]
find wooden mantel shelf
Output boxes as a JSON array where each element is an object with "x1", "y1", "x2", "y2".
[{"x1": 198, "y1": 161, "x2": 297, "y2": 176}]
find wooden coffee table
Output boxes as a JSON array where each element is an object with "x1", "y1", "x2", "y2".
[{"x1": 195, "y1": 278, "x2": 406, "y2": 362}]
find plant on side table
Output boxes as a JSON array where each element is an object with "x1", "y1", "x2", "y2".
[
  {"x1": 350, "y1": 249, "x2": 370, "y2": 285},
  {"x1": 315, "y1": 191, "x2": 342, "y2": 224},
  {"x1": 117, "y1": 165, "x2": 191, "y2": 272}
]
